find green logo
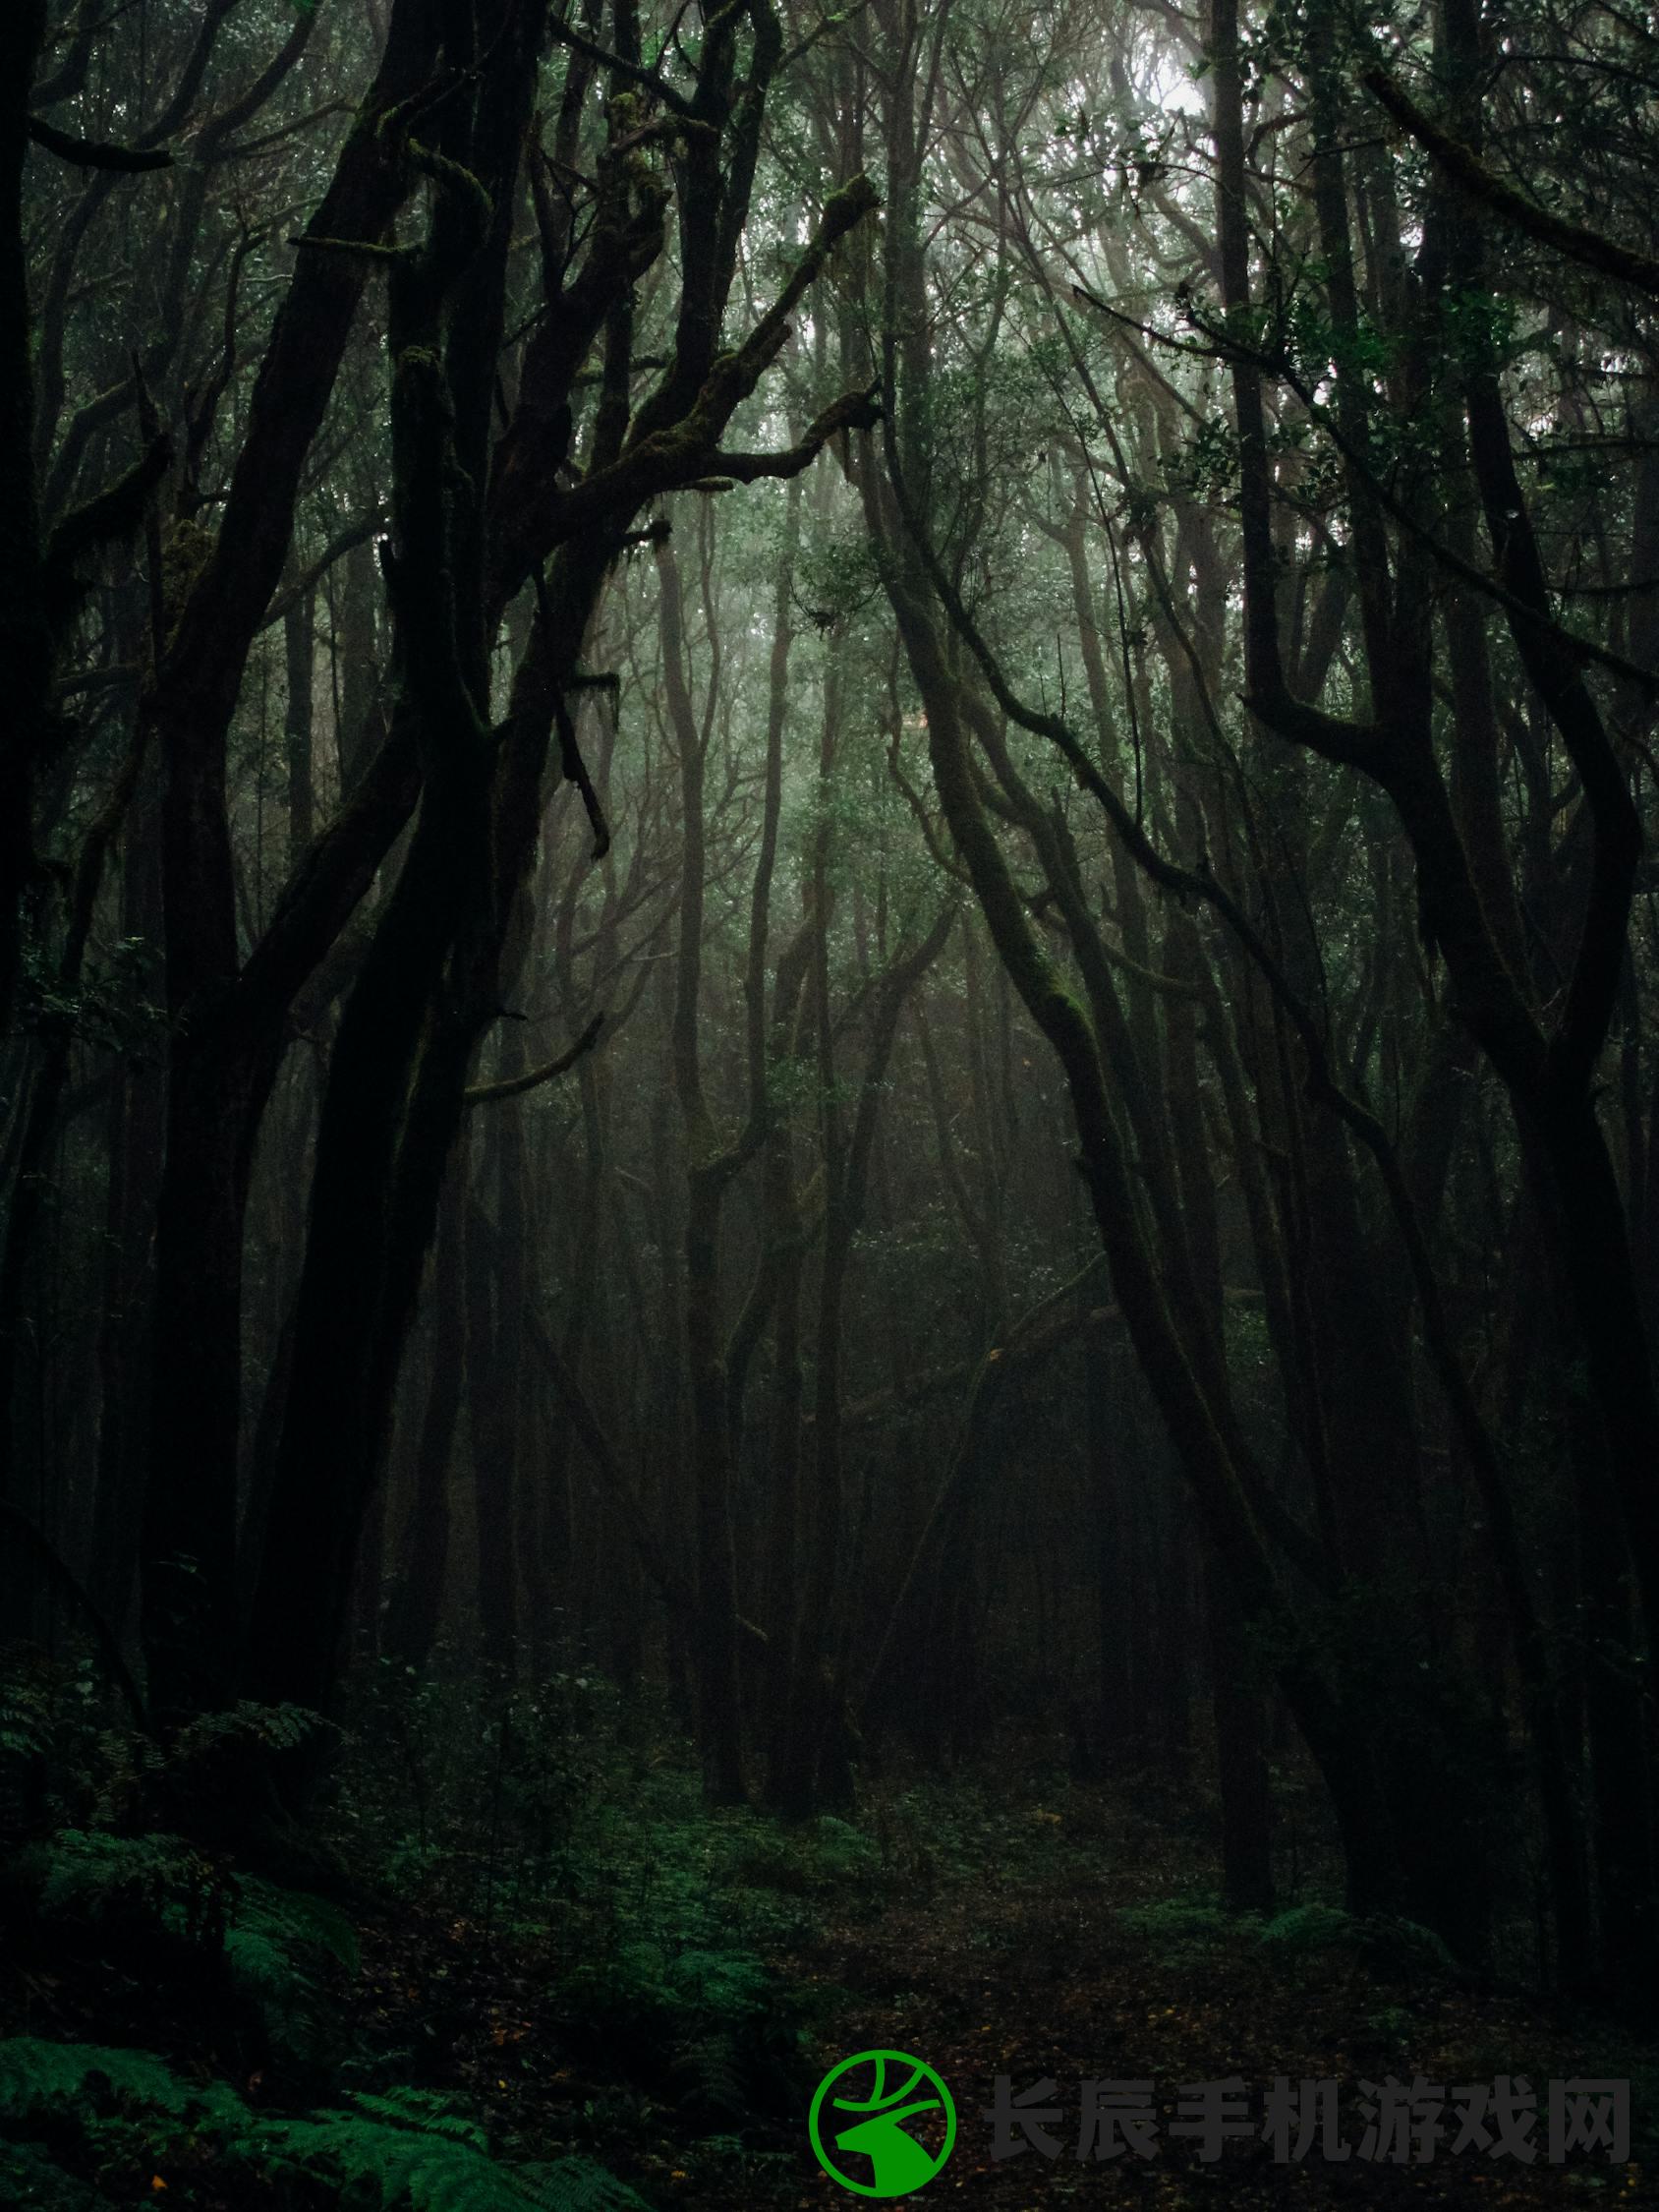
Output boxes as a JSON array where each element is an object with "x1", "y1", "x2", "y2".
[{"x1": 809, "y1": 2048, "x2": 956, "y2": 2198}]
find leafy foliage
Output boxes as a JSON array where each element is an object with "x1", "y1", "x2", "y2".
[
  {"x1": 0, "y1": 2037, "x2": 251, "y2": 2134},
  {"x1": 8, "y1": 1825, "x2": 363, "y2": 2073},
  {"x1": 0, "y1": 1664, "x2": 334, "y2": 1838},
  {"x1": 0, "y1": 2040, "x2": 649, "y2": 2211},
  {"x1": 17, "y1": 935, "x2": 163, "y2": 1054},
  {"x1": 169, "y1": 1701, "x2": 332, "y2": 1761},
  {"x1": 0, "y1": 1672, "x2": 55, "y2": 1842},
  {"x1": 1259, "y1": 1903, "x2": 1459, "y2": 1975},
  {"x1": 224, "y1": 1877, "x2": 361, "y2": 2068},
  {"x1": 561, "y1": 1940, "x2": 807, "y2": 2124},
  {"x1": 255, "y1": 2096, "x2": 652, "y2": 2210},
  {"x1": 21, "y1": 1830, "x2": 229, "y2": 1946},
  {"x1": 1117, "y1": 1892, "x2": 1260, "y2": 1969},
  {"x1": 0, "y1": 2136, "x2": 107, "y2": 2209},
  {"x1": 511, "y1": 2158, "x2": 656, "y2": 2211}
]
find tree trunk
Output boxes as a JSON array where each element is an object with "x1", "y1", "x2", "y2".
[{"x1": 385, "y1": 1164, "x2": 468, "y2": 1671}]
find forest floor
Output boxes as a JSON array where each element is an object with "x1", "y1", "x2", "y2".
[
  {"x1": 5, "y1": 1695, "x2": 1656, "y2": 2209},
  {"x1": 336, "y1": 1733, "x2": 1658, "y2": 2211},
  {"x1": 743, "y1": 1784, "x2": 1655, "y2": 2208}
]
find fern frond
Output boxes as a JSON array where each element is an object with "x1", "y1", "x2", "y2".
[
  {"x1": 517, "y1": 2155, "x2": 655, "y2": 2211},
  {"x1": 237, "y1": 1878, "x2": 360, "y2": 1973},
  {"x1": 350, "y1": 2086, "x2": 487, "y2": 2146},
  {"x1": 18, "y1": 1829, "x2": 229, "y2": 1948},
  {"x1": 0, "y1": 2136, "x2": 109, "y2": 2208},
  {"x1": 166, "y1": 1699, "x2": 335, "y2": 1764},
  {"x1": 224, "y1": 1877, "x2": 360, "y2": 2067},
  {"x1": 0, "y1": 2043, "x2": 650, "y2": 2212},
  {"x1": 666, "y1": 2030, "x2": 750, "y2": 2122},
  {"x1": 0, "y1": 2037, "x2": 250, "y2": 2131},
  {"x1": 253, "y1": 2107, "x2": 650, "y2": 2209},
  {"x1": 0, "y1": 1675, "x2": 57, "y2": 1840}
]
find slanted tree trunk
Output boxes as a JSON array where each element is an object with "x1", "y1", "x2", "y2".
[
  {"x1": 141, "y1": 0, "x2": 441, "y2": 1722},
  {"x1": 470, "y1": 1045, "x2": 531, "y2": 1673},
  {"x1": 0, "y1": 1, "x2": 52, "y2": 1042},
  {"x1": 248, "y1": 10, "x2": 880, "y2": 1731},
  {"x1": 384, "y1": 1163, "x2": 468, "y2": 1671}
]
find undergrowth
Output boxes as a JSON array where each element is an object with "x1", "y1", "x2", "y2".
[
  {"x1": 0, "y1": 1652, "x2": 897, "y2": 2208},
  {"x1": 0, "y1": 2040, "x2": 649, "y2": 2209},
  {"x1": 15, "y1": 1652, "x2": 1644, "y2": 2209}
]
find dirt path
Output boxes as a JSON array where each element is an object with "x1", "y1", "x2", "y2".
[{"x1": 672, "y1": 1783, "x2": 1652, "y2": 2209}]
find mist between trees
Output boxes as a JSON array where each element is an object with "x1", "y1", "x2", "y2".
[{"x1": 3, "y1": 0, "x2": 1659, "y2": 2039}]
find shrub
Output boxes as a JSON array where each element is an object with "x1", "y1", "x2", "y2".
[{"x1": 1258, "y1": 1903, "x2": 1458, "y2": 1975}]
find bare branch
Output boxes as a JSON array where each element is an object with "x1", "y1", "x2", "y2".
[
  {"x1": 28, "y1": 114, "x2": 172, "y2": 169},
  {"x1": 464, "y1": 1013, "x2": 606, "y2": 1105}
]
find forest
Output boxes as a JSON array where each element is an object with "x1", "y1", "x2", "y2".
[{"x1": 2, "y1": 0, "x2": 1658, "y2": 2202}]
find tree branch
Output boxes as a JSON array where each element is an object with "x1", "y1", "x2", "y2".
[
  {"x1": 464, "y1": 1012, "x2": 605, "y2": 1104},
  {"x1": 27, "y1": 113, "x2": 172, "y2": 169},
  {"x1": 1364, "y1": 66, "x2": 1659, "y2": 302}
]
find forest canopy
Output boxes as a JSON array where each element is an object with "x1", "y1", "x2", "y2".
[{"x1": 3, "y1": 0, "x2": 1659, "y2": 2184}]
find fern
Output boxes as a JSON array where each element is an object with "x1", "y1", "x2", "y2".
[
  {"x1": 0, "y1": 1672, "x2": 56, "y2": 1841},
  {"x1": 1258, "y1": 1900, "x2": 1358, "y2": 1954},
  {"x1": 16, "y1": 1831, "x2": 361, "y2": 2069},
  {"x1": 223, "y1": 1881, "x2": 355, "y2": 2070},
  {"x1": 24, "y1": 1830, "x2": 228, "y2": 1945},
  {"x1": 166, "y1": 1698, "x2": 335, "y2": 1767},
  {"x1": 0, "y1": 1682, "x2": 52, "y2": 1774},
  {"x1": 562, "y1": 1939, "x2": 807, "y2": 2126},
  {"x1": 237, "y1": 1875, "x2": 360, "y2": 1971},
  {"x1": 256, "y1": 2108, "x2": 652, "y2": 2209},
  {"x1": 0, "y1": 2037, "x2": 250, "y2": 2132},
  {"x1": 78, "y1": 1699, "x2": 328, "y2": 1830},
  {"x1": 86, "y1": 1724, "x2": 163, "y2": 1830},
  {"x1": 665, "y1": 2032, "x2": 750, "y2": 2124},
  {"x1": 351, "y1": 2085, "x2": 488, "y2": 2145},
  {"x1": 517, "y1": 2156, "x2": 654, "y2": 2211},
  {"x1": 663, "y1": 1948, "x2": 773, "y2": 2018},
  {"x1": 252, "y1": 2108, "x2": 539, "y2": 2209},
  {"x1": 0, "y1": 2042, "x2": 652, "y2": 2212},
  {"x1": 1116, "y1": 1892, "x2": 1256, "y2": 1969},
  {"x1": 0, "y1": 2138, "x2": 107, "y2": 2209},
  {"x1": 1258, "y1": 1903, "x2": 1458, "y2": 1974}
]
